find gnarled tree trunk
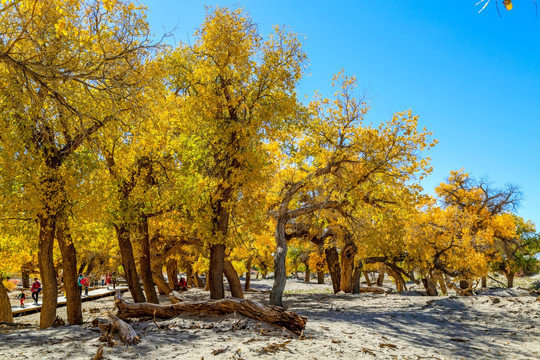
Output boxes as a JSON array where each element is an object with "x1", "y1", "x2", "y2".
[
  {"x1": 317, "y1": 271, "x2": 325, "y2": 284},
  {"x1": 340, "y1": 241, "x2": 357, "y2": 293},
  {"x1": 352, "y1": 259, "x2": 363, "y2": 294},
  {"x1": 304, "y1": 261, "x2": 310, "y2": 283},
  {"x1": 376, "y1": 264, "x2": 385, "y2": 287},
  {"x1": 325, "y1": 246, "x2": 341, "y2": 293}
]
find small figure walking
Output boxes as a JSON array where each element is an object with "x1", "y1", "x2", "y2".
[
  {"x1": 31, "y1": 277, "x2": 41, "y2": 304},
  {"x1": 78, "y1": 274, "x2": 83, "y2": 295},
  {"x1": 17, "y1": 290, "x2": 26, "y2": 307},
  {"x1": 82, "y1": 274, "x2": 89, "y2": 296}
]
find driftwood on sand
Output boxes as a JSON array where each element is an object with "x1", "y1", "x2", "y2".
[
  {"x1": 92, "y1": 313, "x2": 140, "y2": 345},
  {"x1": 114, "y1": 295, "x2": 307, "y2": 335}
]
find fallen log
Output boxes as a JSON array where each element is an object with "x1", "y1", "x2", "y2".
[
  {"x1": 359, "y1": 286, "x2": 389, "y2": 294},
  {"x1": 115, "y1": 297, "x2": 307, "y2": 335},
  {"x1": 108, "y1": 313, "x2": 140, "y2": 345}
]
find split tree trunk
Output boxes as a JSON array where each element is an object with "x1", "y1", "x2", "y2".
[
  {"x1": 114, "y1": 223, "x2": 146, "y2": 303},
  {"x1": 0, "y1": 278, "x2": 13, "y2": 323},
  {"x1": 223, "y1": 260, "x2": 244, "y2": 299},
  {"x1": 56, "y1": 216, "x2": 83, "y2": 325},
  {"x1": 325, "y1": 246, "x2": 341, "y2": 293},
  {"x1": 209, "y1": 244, "x2": 225, "y2": 300},
  {"x1": 244, "y1": 257, "x2": 252, "y2": 290},
  {"x1": 137, "y1": 215, "x2": 158, "y2": 304},
  {"x1": 115, "y1": 297, "x2": 307, "y2": 335},
  {"x1": 38, "y1": 214, "x2": 59, "y2": 329}
]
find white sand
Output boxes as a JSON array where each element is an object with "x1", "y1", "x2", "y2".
[{"x1": 1, "y1": 278, "x2": 539, "y2": 360}]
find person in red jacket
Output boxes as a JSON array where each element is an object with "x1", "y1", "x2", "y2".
[
  {"x1": 31, "y1": 278, "x2": 41, "y2": 304},
  {"x1": 178, "y1": 277, "x2": 187, "y2": 291}
]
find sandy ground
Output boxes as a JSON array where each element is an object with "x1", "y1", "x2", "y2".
[{"x1": 1, "y1": 277, "x2": 539, "y2": 360}]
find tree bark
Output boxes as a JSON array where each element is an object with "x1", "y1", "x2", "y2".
[
  {"x1": 422, "y1": 277, "x2": 438, "y2": 296},
  {"x1": 38, "y1": 214, "x2": 58, "y2": 329},
  {"x1": 376, "y1": 264, "x2": 385, "y2": 287},
  {"x1": 152, "y1": 271, "x2": 171, "y2": 295},
  {"x1": 114, "y1": 223, "x2": 146, "y2": 303},
  {"x1": 115, "y1": 297, "x2": 307, "y2": 335},
  {"x1": 0, "y1": 278, "x2": 13, "y2": 323},
  {"x1": 56, "y1": 216, "x2": 83, "y2": 325},
  {"x1": 317, "y1": 271, "x2": 325, "y2": 284},
  {"x1": 270, "y1": 217, "x2": 287, "y2": 306},
  {"x1": 352, "y1": 259, "x2": 363, "y2": 294},
  {"x1": 223, "y1": 260, "x2": 244, "y2": 299},
  {"x1": 325, "y1": 246, "x2": 341, "y2": 293},
  {"x1": 386, "y1": 265, "x2": 406, "y2": 293},
  {"x1": 21, "y1": 267, "x2": 30, "y2": 289},
  {"x1": 166, "y1": 258, "x2": 179, "y2": 290},
  {"x1": 506, "y1": 272, "x2": 515, "y2": 288},
  {"x1": 481, "y1": 276, "x2": 487, "y2": 288},
  {"x1": 209, "y1": 244, "x2": 225, "y2": 300},
  {"x1": 137, "y1": 215, "x2": 158, "y2": 304},
  {"x1": 244, "y1": 257, "x2": 252, "y2": 290},
  {"x1": 340, "y1": 241, "x2": 357, "y2": 293},
  {"x1": 363, "y1": 271, "x2": 372, "y2": 287},
  {"x1": 304, "y1": 261, "x2": 310, "y2": 283},
  {"x1": 193, "y1": 272, "x2": 204, "y2": 288}
]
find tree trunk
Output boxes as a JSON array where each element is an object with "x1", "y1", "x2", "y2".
[
  {"x1": 0, "y1": 278, "x2": 13, "y2": 323},
  {"x1": 166, "y1": 258, "x2": 179, "y2": 291},
  {"x1": 422, "y1": 277, "x2": 438, "y2": 296},
  {"x1": 194, "y1": 272, "x2": 203, "y2": 288},
  {"x1": 209, "y1": 244, "x2": 225, "y2": 300},
  {"x1": 186, "y1": 265, "x2": 195, "y2": 288},
  {"x1": 21, "y1": 268, "x2": 30, "y2": 289},
  {"x1": 459, "y1": 280, "x2": 470, "y2": 290},
  {"x1": 152, "y1": 271, "x2": 171, "y2": 295},
  {"x1": 56, "y1": 216, "x2": 83, "y2": 325},
  {"x1": 115, "y1": 296, "x2": 307, "y2": 335},
  {"x1": 223, "y1": 260, "x2": 244, "y2": 299},
  {"x1": 481, "y1": 276, "x2": 487, "y2": 288},
  {"x1": 325, "y1": 246, "x2": 341, "y2": 293},
  {"x1": 114, "y1": 223, "x2": 146, "y2": 303},
  {"x1": 386, "y1": 265, "x2": 406, "y2": 293},
  {"x1": 363, "y1": 271, "x2": 372, "y2": 287},
  {"x1": 137, "y1": 215, "x2": 158, "y2": 304},
  {"x1": 376, "y1": 264, "x2": 385, "y2": 287},
  {"x1": 317, "y1": 271, "x2": 325, "y2": 284},
  {"x1": 270, "y1": 217, "x2": 287, "y2": 306},
  {"x1": 340, "y1": 242, "x2": 357, "y2": 293},
  {"x1": 435, "y1": 273, "x2": 447, "y2": 295},
  {"x1": 38, "y1": 214, "x2": 58, "y2": 329},
  {"x1": 506, "y1": 272, "x2": 515, "y2": 288},
  {"x1": 352, "y1": 259, "x2": 363, "y2": 294},
  {"x1": 304, "y1": 261, "x2": 310, "y2": 283},
  {"x1": 244, "y1": 257, "x2": 252, "y2": 290}
]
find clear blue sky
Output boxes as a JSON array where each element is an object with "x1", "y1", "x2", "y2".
[{"x1": 144, "y1": 1, "x2": 540, "y2": 226}]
